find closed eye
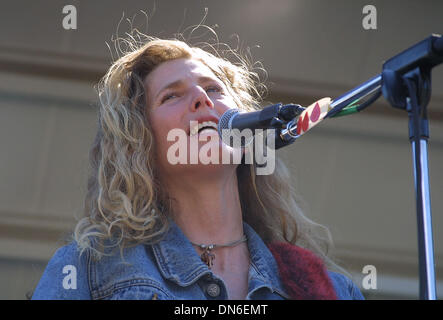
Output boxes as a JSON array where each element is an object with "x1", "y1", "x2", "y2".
[
  {"x1": 159, "y1": 84, "x2": 223, "y2": 105},
  {"x1": 205, "y1": 85, "x2": 224, "y2": 94},
  {"x1": 160, "y1": 92, "x2": 179, "y2": 103}
]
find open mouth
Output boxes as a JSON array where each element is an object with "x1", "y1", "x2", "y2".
[{"x1": 190, "y1": 120, "x2": 219, "y2": 136}]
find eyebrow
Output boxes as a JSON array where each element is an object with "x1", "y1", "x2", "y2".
[{"x1": 154, "y1": 76, "x2": 222, "y2": 100}]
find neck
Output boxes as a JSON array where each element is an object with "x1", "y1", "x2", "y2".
[
  {"x1": 160, "y1": 166, "x2": 250, "y2": 299},
  {"x1": 161, "y1": 167, "x2": 247, "y2": 270},
  {"x1": 166, "y1": 169, "x2": 244, "y2": 243}
]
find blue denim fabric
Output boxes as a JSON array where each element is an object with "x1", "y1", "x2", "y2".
[{"x1": 32, "y1": 222, "x2": 364, "y2": 300}]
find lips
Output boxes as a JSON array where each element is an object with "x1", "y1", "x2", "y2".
[
  {"x1": 188, "y1": 115, "x2": 219, "y2": 136},
  {"x1": 190, "y1": 120, "x2": 218, "y2": 136}
]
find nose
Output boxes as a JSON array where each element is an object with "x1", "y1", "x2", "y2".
[{"x1": 190, "y1": 87, "x2": 214, "y2": 112}]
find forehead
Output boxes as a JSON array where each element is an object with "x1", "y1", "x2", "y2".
[{"x1": 145, "y1": 58, "x2": 219, "y2": 95}]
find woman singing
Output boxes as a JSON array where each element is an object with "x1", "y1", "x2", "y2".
[{"x1": 32, "y1": 32, "x2": 364, "y2": 300}]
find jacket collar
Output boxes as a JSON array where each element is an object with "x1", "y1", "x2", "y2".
[
  {"x1": 242, "y1": 223, "x2": 288, "y2": 298},
  {"x1": 151, "y1": 220, "x2": 288, "y2": 297},
  {"x1": 151, "y1": 221, "x2": 210, "y2": 286},
  {"x1": 151, "y1": 221, "x2": 337, "y2": 300}
]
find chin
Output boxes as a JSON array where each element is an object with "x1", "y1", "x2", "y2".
[{"x1": 189, "y1": 162, "x2": 239, "y2": 179}]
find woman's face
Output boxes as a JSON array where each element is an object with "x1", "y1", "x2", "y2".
[{"x1": 145, "y1": 57, "x2": 241, "y2": 179}]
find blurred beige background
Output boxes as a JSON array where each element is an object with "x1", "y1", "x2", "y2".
[{"x1": 0, "y1": 0, "x2": 442, "y2": 299}]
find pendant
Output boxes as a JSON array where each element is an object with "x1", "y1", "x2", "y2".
[{"x1": 200, "y1": 246, "x2": 215, "y2": 268}]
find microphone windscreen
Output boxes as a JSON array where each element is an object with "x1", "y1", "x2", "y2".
[
  {"x1": 217, "y1": 108, "x2": 253, "y2": 148},
  {"x1": 217, "y1": 108, "x2": 239, "y2": 133}
]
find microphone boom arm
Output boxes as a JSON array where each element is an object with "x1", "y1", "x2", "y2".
[{"x1": 277, "y1": 34, "x2": 443, "y2": 300}]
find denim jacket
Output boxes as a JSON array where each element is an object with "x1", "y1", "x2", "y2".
[{"x1": 32, "y1": 222, "x2": 364, "y2": 300}]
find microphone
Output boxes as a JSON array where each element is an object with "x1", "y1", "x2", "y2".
[{"x1": 217, "y1": 103, "x2": 304, "y2": 148}]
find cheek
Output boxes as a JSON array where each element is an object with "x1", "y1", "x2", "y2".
[
  {"x1": 150, "y1": 105, "x2": 180, "y2": 130},
  {"x1": 149, "y1": 109, "x2": 184, "y2": 155},
  {"x1": 150, "y1": 113, "x2": 168, "y2": 138},
  {"x1": 218, "y1": 94, "x2": 239, "y2": 112}
]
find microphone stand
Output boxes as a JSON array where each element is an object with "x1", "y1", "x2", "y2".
[{"x1": 278, "y1": 34, "x2": 443, "y2": 300}]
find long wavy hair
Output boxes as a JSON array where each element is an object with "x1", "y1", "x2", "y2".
[{"x1": 74, "y1": 29, "x2": 343, "y2": 272}]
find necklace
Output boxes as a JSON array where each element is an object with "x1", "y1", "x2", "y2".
[{"x1": 190, "y1": 235, "x2": 247, "y2": 269}]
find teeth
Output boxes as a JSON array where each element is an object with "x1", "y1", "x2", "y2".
[{"x1": 190, "y1": 121, "x2": 218, "y2": 136}]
